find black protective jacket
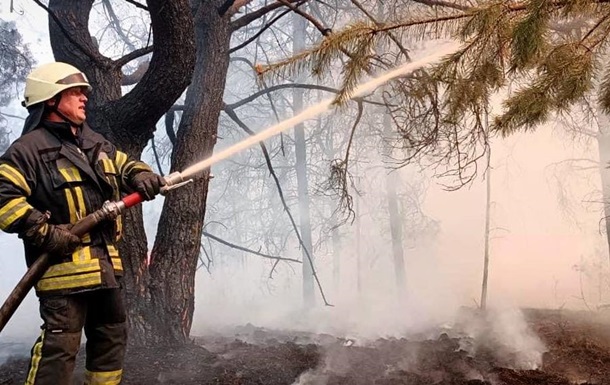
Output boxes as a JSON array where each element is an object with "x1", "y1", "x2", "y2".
[{"x1": 0, "y1": 121, "x2": 151, "y2": 295}]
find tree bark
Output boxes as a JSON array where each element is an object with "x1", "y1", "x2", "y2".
[{"x1": 134, "y1": 0, "x2": 231, "y2": 346}]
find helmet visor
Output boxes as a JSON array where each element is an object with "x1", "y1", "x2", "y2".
[{"x1": 56, "y1": 72, "x2": 89, "y2": 86}]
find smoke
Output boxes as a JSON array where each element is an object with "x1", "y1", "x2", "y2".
[
  {"x1": 455, "y1": 307, "x2": 546, "y2": 370},
  {"x1": 286, "y1": 307, "x2": 545, "y2": 385}
]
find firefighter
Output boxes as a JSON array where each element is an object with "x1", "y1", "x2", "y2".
[{"x1": 0, "y1": 62, "x2": 165, "y2": 385}]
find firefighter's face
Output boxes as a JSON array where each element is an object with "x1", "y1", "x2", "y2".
[{"x1": 49, "y1": 86, "x2": 88, "y2": 125}]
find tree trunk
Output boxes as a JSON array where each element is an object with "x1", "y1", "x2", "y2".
[
  {"x1": 480, "y1": 161, "x2": 491, "y2": 310},
  {"x1": 597, "y1": 126, "x2": 610, "y2": 268},
  {"x1": 383, "y1": 116, "x2": 406, "y2": 298},
  {"x1": 130, "y1": 1, "x2": 231, "y2": 346},
  {"x1": 325, "y1": 108, "x2": 341, "y2": 292},
  {"x1": 355, "y1": 191, "x2": 362, "y2": 296},
  {"x1": 293, "y1": 13, "x2": 315, "y2": 307},
  {"x1": 332, "y1": 225, "x2": 341, "y2": 291}
]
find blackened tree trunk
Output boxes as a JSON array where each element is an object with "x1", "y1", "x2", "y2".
[{"x1": 140, "y1": 1, "x2": 231, "y2": 345}]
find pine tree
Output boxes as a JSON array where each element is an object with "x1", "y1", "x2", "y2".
[{"x1": 261, "y1": 0, "x2": 610, "y2": 137}]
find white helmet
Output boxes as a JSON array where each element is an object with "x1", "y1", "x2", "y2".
[{"x1": 23, "y1": 62, "x2": 91, "y2": 108}]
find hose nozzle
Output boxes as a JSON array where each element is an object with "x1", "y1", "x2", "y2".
[{"x1": 161, "y1": 172, "x2": 192, "y2": 194}]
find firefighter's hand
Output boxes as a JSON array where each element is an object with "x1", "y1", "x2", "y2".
[
  {"x1": 43, "y1": 224, "x2": 81, "y2": 256},
  {"x1": 131, "y1": 171, "x2": 166, "y2": 201},
  {"x1": 19, "y1": 210, "x2": 79, "y2": 256}
]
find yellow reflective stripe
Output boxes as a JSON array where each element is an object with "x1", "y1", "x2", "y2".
[
  {"x1": 74, "y1": 186, "x2": 86, "y2": 217},
  {"x1": 106, "y1": 244, "x2": 119, "y2": 257},
  {"x1": 58, "y1": 166, "x2": 83, "y2": 182},
  {"x1": 72, "y1": 244, "x2": 93, "y2": 262},
  {"x1": 25, "y1": 330, "x2": 45, "y2": 385},
  {"x1": 0, "y1": 197, "x2": 32, "y2": 230},
  {"x1": 84, "y1": 369, "x2": 123, "y2": 385},
  {"x1": 73, "y1": 186, "x2": 90, "y2": 242},
  {"x1": 0, "y1": 163, "x2": 31, "y2": 195},
  {"x1": 42, "y1": 257, "x2": 100, "y2": 278},
  {"x1": 38, "y1": 223, "x2": 49, "y2": 238},
  {"x1": 81, "y1": 232, "x2": 91, "y2": 244},
  {"x1": 115, "y1": 215, "x2": 123, "y2": 241},
  {"x1": 107, "y1": 244, "x2": 122, "y2": 270},
  {"x1": 64, "y1": 189, "x2": 78, "y2": 223},
  {"x1": 123, "y1": 161, "x2": 151, "y2": 175},
  {"x1": 81, "y1": 231, "x2": 90, "y2": 243},
  {"x1": 115, "y1": 151, "x2": 128, "y2": 171},
  {"x1": 111, "y1": 257, "x2": 123, "y2": 271},
  {"x1": 58, "y1": 169, "x2": 87, "y2": 225},
  {"x1": 100, "y1": 158, "x2": 117, "y2": 174},
  {"x1": 36, "y1": 272, "x2": 102, "y2": 292}
]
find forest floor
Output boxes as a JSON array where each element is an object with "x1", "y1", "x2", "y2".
[{"x1": 1, "y1": 308, "x2": 610, "y2": 384}]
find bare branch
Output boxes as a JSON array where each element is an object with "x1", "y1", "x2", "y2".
[
  {"x1": 231, "y1": 0, "x2": 304, "y2": 31},
  {"x1": 123, "y1": 0, "x2": 148, "y2": 11},
  {"x1": 277, "y1": 0, "x2": 332, "y2": 36},
  {"x1": 230, "y1": 7, "x2": 293, "y2": 53},
  {"x1": 202, "y1": 231, "x2": 302, "y2": 263},
  {"x1": 229, "y1": 0, "x2": 255, "y2": 16},
  {"x1": 225, "y1": 83, "x2": 384, "y2": 110},
  {"x1": 103, "y1": 0, "x2": 137, "y2": 51},
  {"x1": 350, "y1": 0, "x2": 410, "y2": 60},
  {"x1": 121, "y1": 61, "x2": 150, "y2": 85},
  {"x1": 114, "y1": 46, "x2": 154, "y2": 68},
  {"x1": 228, "y1": 83, "x2": 338, "y2": 109},
  {"x1": 165, "y1": 110, "x2": 177, "y2": 146},
  {"x1": 0, "y1": 112, "x2": 25, "y2": 121},
  {"x1": 150, "y1": 137, "x2": 165, "y2": 177},
  {"x1": 411, "y1": 0, "x2": 471, "y2": 11},
  {"x1": 33, "y1": 0, "x2": 103, "y2": 66},
  {"x1": 327, "y1": 101, "x2": 363, "y2": 220}
]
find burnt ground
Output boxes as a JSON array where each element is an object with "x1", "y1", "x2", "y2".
[{"x1": 2, "y1": 308, "x2": 610, "y2": 384}]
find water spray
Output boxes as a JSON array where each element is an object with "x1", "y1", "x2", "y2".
[{"x1": 180, "y1": 42, "x2": 461, "y2": 178}]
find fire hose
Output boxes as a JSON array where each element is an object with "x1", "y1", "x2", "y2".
[{"x1": 0, "y1": 171, "x2": 190, "y2": 334}]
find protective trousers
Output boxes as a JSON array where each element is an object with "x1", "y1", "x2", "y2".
[{"x1": 24, "y1": 288, "x2": 127, "y2": 385}]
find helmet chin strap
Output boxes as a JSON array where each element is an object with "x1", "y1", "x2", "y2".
[{"x1": 50, "y1": 94, "x2": 81, "y2": 129}]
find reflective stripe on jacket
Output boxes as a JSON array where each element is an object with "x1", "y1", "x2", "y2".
[{"x1": 0, "y1": 121, "x2": 151, "y2": 295}]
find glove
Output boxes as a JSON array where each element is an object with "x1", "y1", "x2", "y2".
[
  {"x1": 43, "y1": 224, "x2": 81, "y2": 256},
  {"x1": 19, "y1": 211, "x2": 80, "y2": 256},
  {"x1": 130, "y1": 171, "x2": 166, "y2": 201}
]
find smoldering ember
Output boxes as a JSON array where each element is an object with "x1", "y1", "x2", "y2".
[{"x1": 3, "y1": 1, "x2": 610, "y2": 385}]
